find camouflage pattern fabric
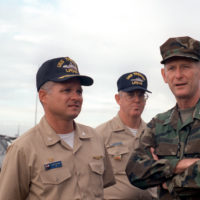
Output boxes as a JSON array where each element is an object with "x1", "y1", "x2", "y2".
[
  {"x1": 160, "y1": 36, "x2": 200, "y2": 64},
  {"x1": 126, "y1": 99, "x2": 200, "y2": 200}
]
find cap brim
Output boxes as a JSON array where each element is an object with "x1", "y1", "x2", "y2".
[
  {"x1": 120, "y1": 86, "x2": 152, "y2": 93},
  {"x1": 161, "y1": 53, "x2": 199, "y2": 64},
  {"x1": 52, "y1": 75, "x2": 94, "y2": 86}
]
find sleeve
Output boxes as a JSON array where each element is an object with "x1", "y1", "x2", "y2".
[
  {"x1": 167, "y1": 160, "x2": 200, "y2": 196},
  {"x1": 102, "y1": 147, "x2": 116, "y2": 188},
  {"x1": 95, "y1": 124, "x2": 109, "y2": 145},
  {"x1": 0, "y1": 143, "x2": 30, "y2": 200},
  {"x1": 125, "y1": 119, "x2": 178, "y2": 189}
]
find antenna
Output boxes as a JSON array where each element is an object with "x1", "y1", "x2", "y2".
[{"x1": 34, "y1": 92, "x2": 38, "y2": 126}]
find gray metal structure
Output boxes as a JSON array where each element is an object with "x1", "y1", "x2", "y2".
[{"x1": 0, "y1": 135, "x2": 17, "y2": 170}]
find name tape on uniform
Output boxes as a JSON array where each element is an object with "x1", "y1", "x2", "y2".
[{"x1": 44, "y1": 161, "x2": 62, "y2": 170}]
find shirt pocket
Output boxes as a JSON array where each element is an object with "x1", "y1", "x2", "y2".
[
  {"x1": 107, "y1": 146, "x2": 129, "y2": 174},
  {"x1": 89, "y1": 161, "x2": 104, "y2": 198},
  {"x1": 156, "y1": 140, "x2": 178, "y2": 157},
  {"x1": 185, "y1": 129, "x2": 200, "y2": 157},
  {"x1": 89, "y1": 161, "x2": 104, "y2": 175},
  {"x1": 40, "y1": 166, "x2": 72, "y2": 185}
]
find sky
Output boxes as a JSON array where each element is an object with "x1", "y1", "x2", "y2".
[{"x1": 1, "y1": 0, "x2": 200, "y2": 136}]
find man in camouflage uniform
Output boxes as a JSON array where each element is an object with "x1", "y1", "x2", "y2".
[{"x1": 126, "y1": 36, "x2": 200, "y2": 200}]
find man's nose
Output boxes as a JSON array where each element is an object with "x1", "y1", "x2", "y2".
[
  {"x1": 71, "y1": 91, "x2": 81, "y2": 99},
  {"x1": 175, "y1": 68, "x2": 183, "y2": 78},
  {"x1": 133, "y1": 94, "x2": 140, "y2": 101}
]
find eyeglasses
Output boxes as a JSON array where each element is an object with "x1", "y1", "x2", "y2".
[{"x1": 122, "y1": 91, "x2": 149, "y2": 101}]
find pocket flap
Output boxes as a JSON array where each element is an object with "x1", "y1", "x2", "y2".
[
  {"x1": 89, "y1": 162, "x2": 104, "y2": 175},
  {"x1": 40, "y1": 167, "x2": 71, "y2": 184},
  {"x1": 107, "y1": 146, "x2": 129, "y2": 156}
]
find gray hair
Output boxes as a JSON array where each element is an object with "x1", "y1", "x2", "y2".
[
  {"x1": 118, "y1": 91, "x2": 124, "y2": 97},
  {"x1": 39, "y1": 81, "x2": 56, "y2": 93}
]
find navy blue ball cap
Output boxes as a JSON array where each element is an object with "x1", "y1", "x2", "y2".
[
  {"x1": 117, "y1": 71, "x2": 151, "y2": 93},
  {"x1": 36, "y1": 57, "x2": 94, "y2": 91}
]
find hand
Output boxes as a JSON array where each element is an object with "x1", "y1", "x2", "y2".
[
  {"x1": 150, "y1": 147, "x2": 167, "y2": 190},
  {"x1": 174, "y1": 158, "x2": 200, "y2": 174},
  {"x1": 150, "y1": 147, "x2": 158, "y2": 160}
]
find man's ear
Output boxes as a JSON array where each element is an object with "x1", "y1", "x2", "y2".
[
  {"x1": 39, "y1": 89, "x2": 47, "y2": 104},
  {"x1": 161, "y1": 67, "x2": 168, "y2": 83},
  {"x1": 115, "y1": 93, "x2": 120, "y2": 105}
]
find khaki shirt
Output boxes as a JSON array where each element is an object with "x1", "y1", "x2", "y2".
[
  {"x1": 96, "y1": 115, "x2": 157, "y2": 200},
  {"x1": 0, "y1": 117, "x2": 115, "y2": 200}
]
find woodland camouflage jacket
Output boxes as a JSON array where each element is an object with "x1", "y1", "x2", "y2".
[{"x1": 126, "y1": 99, "x2": 200, "y2": 200}]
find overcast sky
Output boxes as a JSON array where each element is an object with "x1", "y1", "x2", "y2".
[{"x1": 1, "y1": 0, "x2": 200, "y2": 136}]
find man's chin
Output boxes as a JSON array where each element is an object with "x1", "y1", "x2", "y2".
[
  {"x1": 175, "y1": 94, "x2": 189, "y2": 99},
  {"x1": 130, "y1": 112, "x2": 141, "y2": 117},
  {"x1": 68, "y1": 112, "x2": 81, "y2": 120}
]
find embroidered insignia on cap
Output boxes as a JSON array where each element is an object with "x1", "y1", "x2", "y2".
[
  {"x1": 125, "y1": 72, "x2": 146, "y2": 86},
  {"x1": 133, "y1": 72, "x2": 145, "y2": 80},
  {"x1": 131, "y1": 77, "x2": 144, "y2": 86},
  {"x1": 63, "y1": 64, "x2": 78, "y2": 73},
  {"x1": 57, "y1": 59, "x2": 65, "y2": 68},
  {"x1": 62, "y1": 64, "x2": 77, "y2": 70},
  {"x1": 57, "y1": 57, "x2": 79, "y2": 76}
]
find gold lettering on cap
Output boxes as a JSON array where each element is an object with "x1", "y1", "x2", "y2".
[
  {"x1": 126, "y1": 74, "x2": 133, "y2": 80},
  {"x1": 65, "y1": 57, "x2": 77, "y2": 68},
  {"x1": 132, "y1": 81, "x2": 143, "y2": 85},
  {"x1": 57, "y1": 59, "x2": 65, "y2": 68},
  {"x1": 66, "y1": 68, "x2": 78, "y2": 73},
  {"x1": 133, "y1": 72, "x2": 145, "y2": 80}
]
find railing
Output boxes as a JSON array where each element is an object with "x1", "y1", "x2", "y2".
[{"x1": 0, "y1": 134, "x2": 17, "y2": 170}]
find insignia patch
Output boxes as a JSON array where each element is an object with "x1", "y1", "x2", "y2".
[
  {"x1": 44, "y1": 161, "x2": 62, "y2": 171},
  {"x1": 82, "y1": 132, "x2": 86, "y2": 136},
  {"x1": 62, "y1": 64, "x2": 77, "y2": 71},
  {"x1": 48, "y1": 158, "x2": 54, "y2": 162},
  {"x1": 93, "y1": 155, "x2": 103, "y2": 160},
  {"x1": 131, "y1": 77, "x2": 144, "y2": 86},
  {"x1": 110, "y1": 142, "x2": 123, "y2": 147},
  {"x1": 113, "y1": 154, "x2": 122, "y2": 161},
  {"x1": 57, "y1": 57, "x2": 78, "y2": 74}
]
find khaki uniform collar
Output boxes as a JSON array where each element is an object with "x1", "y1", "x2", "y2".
[
  {"x1": 74, "y1": 122, "x2": 93, "y2": 139},
  {"x1": 73, "y1": 122, "x2": 93, "y2": 153},
  {"x1": 111, "y1": 114, "x2": 126, "y2": 132},
  {"x1": 112, "y1": 114, "x2": 146, "y2": 134},
  {"x1": 37, "y1": 117, "x2": 61, "y2": 146},
  {"x1": 37, "y1": 117, "x2": 93, "y2": 147}
]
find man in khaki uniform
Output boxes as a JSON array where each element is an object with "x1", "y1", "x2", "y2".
[
  {"x1": 0, "y1": 57, "x2": 115, "y2": 200},
  {"x1": 96, "y1": 71, "x2": 157, "y2": 200}
]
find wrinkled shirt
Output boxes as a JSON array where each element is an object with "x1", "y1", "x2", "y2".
[
  {"x1": 126, "y1": 100, "x2": 200, "y2": 200},
  {"x1": 0, "y1": 117, "x2": 115, "y2": 200},
  {"x1": 96, "y1": 114, "x2": 157, "y2": 200}
]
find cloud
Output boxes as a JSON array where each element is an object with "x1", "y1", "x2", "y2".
[{"x1": 1, "y1": 0, "x2": 200, "y2": 135}]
